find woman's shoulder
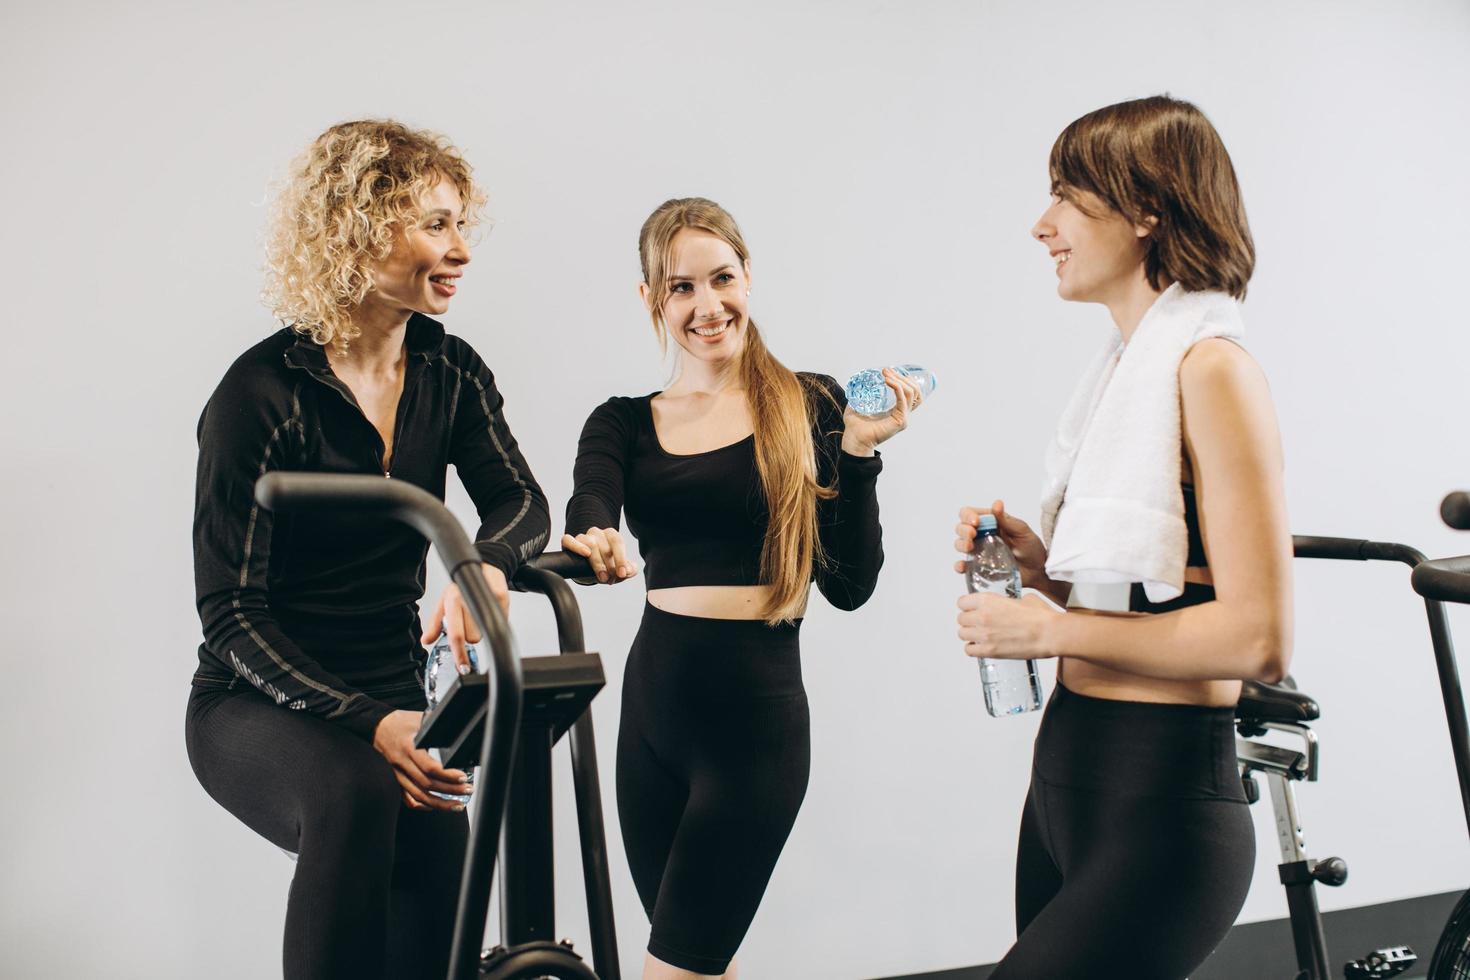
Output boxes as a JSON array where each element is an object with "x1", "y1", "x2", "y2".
[
  {"x1": 1180, "y1": 337, "x2": 1266, "y2": 394},
  {"x1": 594, "y1": 391, "x2": 655, "y2": 413},
  {"x1": 1179, "y1": 337, "x2": 1276, "y2": 444},
  {"x1": 579, "y1": 392, "x2": 653, "y2": 437},
  {"x1": 796, "y1": 371, "x2": 846, "y2": 428},
  {"x1": 437, "y1": 331, "x2": 491, "y2": 377},
  {"x1": 211, "y1": 327, "x2": 301, "y2": 400},
  {"x1": 796, "y1": 371, "x2": 842, "y2": 397},
  {"x1": 436, "y1": 332, "x2": 524, "y2": 399},
  {"x1": 198, "y1": 328, "x2": 306, "y2": 440}
]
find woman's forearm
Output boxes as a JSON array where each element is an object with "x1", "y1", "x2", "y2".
[
  {"x1": 1046, "y1": 598, "x2": 1290, "y2": 683},
  {"x1": 1033, "y1": 575, "x2": 1072, "y2": 607},
  {"x1": 840, "y1": 432, "x2": 876, "y2": 457},
  {"x1": 815, "y1": 452, "x2": 884, "y2": 610}
]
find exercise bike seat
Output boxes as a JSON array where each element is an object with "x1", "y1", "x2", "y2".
[{"x1": 1237, "y1": 676, "x2": 1320, "y2": 725}]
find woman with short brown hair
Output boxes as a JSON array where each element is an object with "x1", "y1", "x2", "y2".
[{"x1": 955, "y1": 96, "x2": 1290, "y2": 977}]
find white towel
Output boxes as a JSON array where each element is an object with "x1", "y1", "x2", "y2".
[{"x1": 1040, "y1": 283, "x2": 1246, "y2": 604}]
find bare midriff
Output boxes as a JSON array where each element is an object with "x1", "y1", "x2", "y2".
[
  {"x1": 1057, "y1": 565, "x2": 1243, "y2": 707},
  {"x1": 647, "y1": 584, "x2": 806, "y2": 621}
]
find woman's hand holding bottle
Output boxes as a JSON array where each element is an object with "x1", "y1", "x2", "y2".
[
  {"x1": 953, "y1": 499, "x2": 1068, "y2": 605},
  {"x1": 841, "y1": 367, "x2": 925, "y2": 456},
  {"x1": 420, "y1": 563, "x2": 509, "y2": 673},
  {"x1": 372, "y1": 710, "x2": 472, "y2": 812},
  {"x1": 956, "y1": 591, "x2": 1060, "y2": 663}
]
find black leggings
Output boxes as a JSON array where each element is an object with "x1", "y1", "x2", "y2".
[
  {"x1": 616, "y1": 604, "x2": 810, "y2": 975},
  {"x1": 992, "y1": 683, "x2": 1255, "y2": 980},
  {"x1": 185, "y1": 682, "x2": 468, "y2": 980}
]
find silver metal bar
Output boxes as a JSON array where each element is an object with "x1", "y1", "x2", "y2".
[
  {"x1": 1237, "y1": 739, "x2": 1309, "y2": 780},
  {"x1": 1261, "y1": 721, "x2": 1319, "y2": 781},
  {"x1": 1266, "y1": 771, "x2": 1309, "y2": 864},
  {"x1": 1236, "y1": 721, "x2": 1319, "y2": 781}
]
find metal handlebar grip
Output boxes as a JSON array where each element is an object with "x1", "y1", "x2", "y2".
[
  {"x1": 1292, "y1": 536, "x2": 1425, "y2": 567},
  {"x1": 1293, "y1": 536, "x2": 1376, "y2": 561},
  {"x1": 517, "y1": 550, "x2": 595, "y2": 586},
  {"x1": 1413, "y1": 554, "x2": 1470, "y2": 605},
  {"x1": 1443, "y1": 492, "x2": 1470, "y2": 531}
]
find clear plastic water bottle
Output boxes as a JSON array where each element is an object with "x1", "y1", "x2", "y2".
[
  {"x1": 845, "y1": 364, "x2": 937, "y2": 418},
  {"x1": 423, "y1": 618, "x2": 480, "y2": 804},
  {"x1": 966, "y1": 515, "x2": 1043, "y2": 717}
]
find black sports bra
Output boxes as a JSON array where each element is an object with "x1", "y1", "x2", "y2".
[{"x1": 1129, "y1": 484, "x2": 1213, "y2": 614}]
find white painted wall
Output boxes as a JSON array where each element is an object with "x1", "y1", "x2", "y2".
[{"x1": 3, "y1": 1, "x2": 1468, "y2": 976}]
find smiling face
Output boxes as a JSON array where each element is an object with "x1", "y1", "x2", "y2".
[
  {"x1": 1031, "y1": 189, "x2": 1152, "y2": 306},
  {"x1": 642, "y1": 227, "x2": 751, "y2": 367},
  {"x1": 364, "y1": 175, "x2": 471, "y2": 320}
]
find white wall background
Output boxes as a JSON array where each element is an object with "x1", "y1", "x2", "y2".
[{"x1": 3, "y1": 1, "x2": 1469, "y2": 977}]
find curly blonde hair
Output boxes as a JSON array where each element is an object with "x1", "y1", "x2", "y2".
[{"x1": 264, "y1": 119, "x2": 487, "y2": 352}]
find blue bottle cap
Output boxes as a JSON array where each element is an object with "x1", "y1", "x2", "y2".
[{"x1": 977, "y1": 514, "x2": 998, "y2": 531}]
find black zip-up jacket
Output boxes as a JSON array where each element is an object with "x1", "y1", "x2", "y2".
[{"x1": 192, "y1": 314, "x2": 550, "y2": 740}]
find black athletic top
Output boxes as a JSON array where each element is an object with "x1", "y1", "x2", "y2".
[
  {"x1": 1129, "y1": 484, "x2": 1214, "y2": 614},
  {"x1": 565, "y1": 373, "x2": 884, "y2": 611},
  {"x1": 192, "y1": 314, "x2": 550, "y2": 740}
]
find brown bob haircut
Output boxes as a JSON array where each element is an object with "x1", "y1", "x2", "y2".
[{"x1": 1050, "y1": 95, "x2": 1255, "y2": 299}]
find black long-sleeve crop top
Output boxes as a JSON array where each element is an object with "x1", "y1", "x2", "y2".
[{"x1": 565, "y1": 373, "x2": 884, "y2": 611}]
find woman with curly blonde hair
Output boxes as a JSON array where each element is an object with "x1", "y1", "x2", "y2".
[{"x1": 186, "y1": 120, "x2": 549, "y2": 979}]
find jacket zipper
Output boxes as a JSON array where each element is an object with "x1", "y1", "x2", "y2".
[{"x1": 300, "y1": 360, "x2": 422, "y2": 478}]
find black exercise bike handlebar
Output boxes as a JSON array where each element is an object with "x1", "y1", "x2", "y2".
[
  {"x1": 1293, "y1": 534, "x2": 1470, "y2": 841},
  {"x1": 515, "y1": 549, "x2": 595, "y2": 584},
  {"x1": 253, "y1": 473, "x2": 595, "y2": 980},
  {"x1": 1414, "y1": 555, "x2": 1470, "y2": 606},
  {"x1": 256, "y1": 471, "x2": 486, "y2": 573},
  {"x1": 509, "y1": 554, "x2": 620, "y2": 979},
  {"x1": 1292, "y1": 535, "x2": 1426, "y2": 565}
]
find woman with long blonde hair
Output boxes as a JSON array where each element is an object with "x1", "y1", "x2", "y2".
[
  {"x1": 564, "y1": 197, "x2": 922, "y2": 979},
  {"x1": 187, "y1": 120, "x2": 549, "y2": 979}
]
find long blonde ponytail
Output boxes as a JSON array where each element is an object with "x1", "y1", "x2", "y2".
[{"x1": 638, "y1": 198, "x2": 836, "y2": 624}]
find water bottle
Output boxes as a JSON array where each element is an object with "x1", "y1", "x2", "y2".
[
  {"x1": 845, "y1": 364, "x2": 937, "y2": 418},
  {"x1": 423, "y1": 618, "x2": 481, "y2": 804},
  {"x1": 966, "y1": 515, "x2": 1043, "y2": 717}
]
